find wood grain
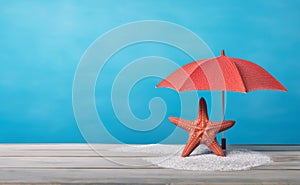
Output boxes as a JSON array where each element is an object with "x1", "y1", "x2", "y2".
[{"x1": 0, "y1": 144, "x2": 299, "y2": 185}]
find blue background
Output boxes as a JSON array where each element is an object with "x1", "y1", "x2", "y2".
[{"x1": 0, "y1": 0, "x2": 299, "y2": 144}]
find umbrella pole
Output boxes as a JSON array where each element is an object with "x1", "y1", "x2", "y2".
[{"x1": 221, "y1": 90, "x2": 226, "y2": 150}]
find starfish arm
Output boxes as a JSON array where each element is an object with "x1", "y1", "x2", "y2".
[
  {"x1": 207, "y1": 120, "x2": 235, "y2": 133},
  {"x1": 220, "y1": 120, "x2": 235, "y2": 132},
  {"x1": 181, "y1": 134, "x2": 202, "y2": 157},
  {"x1": 168, "y1": 117, "x2": 196, "y2": 133},
  {"x1": 198, "y1": 98, "x2": 209, "y2": 123},
  {"x1": 206, "y1": 139, "x2": 224, "y2": 157}
]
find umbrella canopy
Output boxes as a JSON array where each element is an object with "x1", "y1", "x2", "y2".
[{"x1": 156, "y1": 50, "x2": 287, "y2": 92}]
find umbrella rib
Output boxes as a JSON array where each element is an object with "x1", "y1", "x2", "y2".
[
  {"x1": 179, "y1": 58, "x2": 212, "y2": 91},
  {"x1": 223, "y1": 57, "x2": 248, "y2": 92}
]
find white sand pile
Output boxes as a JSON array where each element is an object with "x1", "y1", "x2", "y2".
[
  {"x1": 113, "y1": 144, "x2": 272, "y2": 171},
  {"x1": 145, "y1": 149, "x2": 272, "y2": 171}
]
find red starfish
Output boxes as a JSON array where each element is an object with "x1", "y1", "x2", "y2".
[{"x1": 169, "y1": 97, "x2": 235, "y2": 157}]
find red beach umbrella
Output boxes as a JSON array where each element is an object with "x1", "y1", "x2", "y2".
[{"x1": 156, "y1": 50, "x2": 287, "y2": 148}]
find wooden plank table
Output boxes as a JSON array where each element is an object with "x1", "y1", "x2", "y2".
[{"x1": 0, "y1": 144, "x2": 299, "y2": 185}]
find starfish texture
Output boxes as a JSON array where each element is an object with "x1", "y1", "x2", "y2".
[{"x1": 169, "y1": 97, "x2": 235, "y2": 157}]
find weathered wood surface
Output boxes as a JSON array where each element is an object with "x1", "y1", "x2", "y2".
[{"x1": 0, "y1": 144, "x2": 299, "y2": 185}]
